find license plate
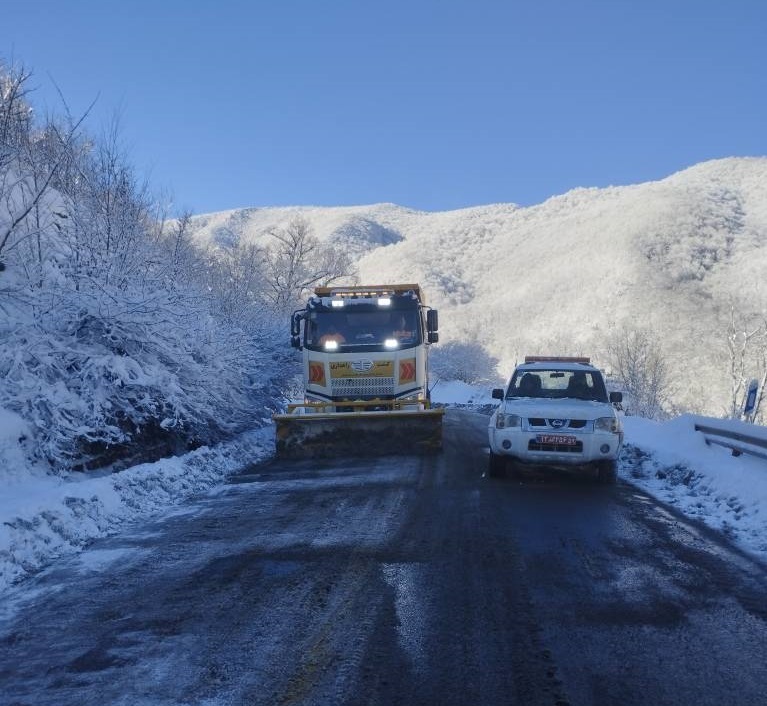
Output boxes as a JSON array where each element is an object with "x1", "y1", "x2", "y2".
[{"x1": 536, "y1": 434, "x2": 577, "y2": 445}]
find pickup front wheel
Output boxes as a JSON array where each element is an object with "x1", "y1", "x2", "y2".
[
  {"x1": 488, "y1": 451, "x2": 506, "y2": 478},
  {"x1": 596, "y1": 460, "x2": 617, "y2": 484}
]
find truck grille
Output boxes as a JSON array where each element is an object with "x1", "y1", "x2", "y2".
[{"x1": 331, "y1": 377, "x2": 396, "y2": 397}]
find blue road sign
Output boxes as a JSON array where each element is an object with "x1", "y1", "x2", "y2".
[{"x1": 744, "y1": 379, "x2": 759, "y2": 415}]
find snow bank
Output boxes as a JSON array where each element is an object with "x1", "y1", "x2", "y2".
[
  {"x1": 0, "y1": 422, "x2": 273, "y2": 594},
  {"x1": 622, "y1": 415, "x2": 767, "y2": 558}
]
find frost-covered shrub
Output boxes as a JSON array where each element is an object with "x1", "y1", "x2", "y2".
[
  {"x1": 430, "y1": 341, "x2": 499, "y2": 385},
  {"x1": 0, "y1": 302, "x2": 291, "y2": 471}
]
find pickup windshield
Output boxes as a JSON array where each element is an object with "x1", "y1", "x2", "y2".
[{"x1": 507, "y1": 369, "x2": 608, "y2": 402}]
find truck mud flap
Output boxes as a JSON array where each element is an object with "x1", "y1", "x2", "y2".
[{"x1": 273, "y1": 409, "x2": 444, "y2": 459}]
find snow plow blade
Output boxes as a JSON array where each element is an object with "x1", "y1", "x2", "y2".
[{"x1": 273, "y1": 407, "x2": 444, "y2": 459}]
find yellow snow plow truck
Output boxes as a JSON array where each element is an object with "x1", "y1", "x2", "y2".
[{"x1": 273, "y1": 284, "x2": 443, "y2": 458}]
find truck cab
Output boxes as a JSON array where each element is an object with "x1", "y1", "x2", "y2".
[{"x1": 290, "y1": 284, "x2": 439, "y2": 411}]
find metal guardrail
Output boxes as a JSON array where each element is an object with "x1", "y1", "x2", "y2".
[{"x1": 694, "y1": 422, "x2": 767, "y2": 461}]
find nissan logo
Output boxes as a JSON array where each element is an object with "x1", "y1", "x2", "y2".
[{"x1": 549, "y1": 419, "x2": 567, "y2": 429}]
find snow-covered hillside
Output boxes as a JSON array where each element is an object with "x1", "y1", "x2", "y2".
[{"x1": 188, "y1": 157, "x2": 767, "y2": 416}]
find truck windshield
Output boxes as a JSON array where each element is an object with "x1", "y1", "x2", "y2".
[
  {"x1": 507, "y1": 369, "x2": 608, "y2": 402},
  {"x1": 305, "y1": 309, "x2": 421, "y2": 350}
]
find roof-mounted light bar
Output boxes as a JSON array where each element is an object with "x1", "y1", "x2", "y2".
[
  {"x1": 524, "y1": 356, "x2": 591, "y2": 364},
  {"x1": 314, "y1": 284, "x2": 423, "y2": 302}
]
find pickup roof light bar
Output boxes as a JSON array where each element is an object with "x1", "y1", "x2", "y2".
[{"x1": 524, "y1": 356, "x2": 591, "y2": 364}]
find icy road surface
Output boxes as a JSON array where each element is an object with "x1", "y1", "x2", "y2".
[{"x1": 2, "y1": 410, "x2": 767, "y2": 705}]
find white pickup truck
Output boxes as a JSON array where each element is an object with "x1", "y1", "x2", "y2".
[{"x1": 488, "y1": 357, "x2": 623, "y2": 482}]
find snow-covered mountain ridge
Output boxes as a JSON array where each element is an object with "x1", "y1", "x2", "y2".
[{"x1": 188, "y1": 157, "x2": 767, "y2": 416}]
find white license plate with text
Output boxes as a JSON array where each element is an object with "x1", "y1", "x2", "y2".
[{"x1": 536, "y1": 434, "x2": 577, "y2": 445}]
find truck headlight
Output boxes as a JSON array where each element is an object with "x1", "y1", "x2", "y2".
[
  {"x1": 496, "y1": 413, "x2": 521, "y2": 429},
  {"x1": 595, "y1": 417, "x2": 622, "y2": 434}
]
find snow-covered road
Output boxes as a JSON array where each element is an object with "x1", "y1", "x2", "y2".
[{"x1": 2, "y1": 410, "x2": 767, "y2": 706}]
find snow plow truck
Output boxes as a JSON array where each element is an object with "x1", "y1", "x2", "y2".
[{"x1": 273, "y1": 284, "x2": 443, "y2": 458}]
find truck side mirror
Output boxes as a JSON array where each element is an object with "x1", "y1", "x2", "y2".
[
  {"x1": 609, "y1": 391, "x2": 623, "y2": 403},
  {"x1": 290, "y1": 310, "x2": 304, "y2": 338},
  {"x1": 290, "y1": 335, "x2": 302, "y2": 350},
  {"x1": 492, "y1": 388, "x2": 504, "y2": 399},
  {"x1": 426, "y1": 309, "x2": 439, "y2": 333},
  {"x1": 428, "y1": 331, "x2": 439, "y2": 343}
]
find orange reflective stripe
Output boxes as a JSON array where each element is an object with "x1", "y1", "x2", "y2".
[{"x1": 399, "y1": 359, "x2": 416, "y2": 383}]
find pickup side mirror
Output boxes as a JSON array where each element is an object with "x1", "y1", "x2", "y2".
[
  {"x1": 609, "y1": 391, "x2": 623, "y2": 403},
  {"x1": 492, "y1": 388, "x2": 504, "y2": 400}
]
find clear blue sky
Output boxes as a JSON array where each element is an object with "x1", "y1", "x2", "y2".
[{"x1": 3, "y1": 0, "x2": 766, "y2": 215}]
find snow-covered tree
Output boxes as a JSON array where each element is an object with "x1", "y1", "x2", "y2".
[
  {"x1": 262, "y1": 216, "x2": 356, "y2": 313},
  {"x1": 720, "y1": 301, "x2": 767, "y2": 420},
  {"x1": 605, "y1": 327, "x2": 670, "y2": 419},
  {"x1": 0, "y1": 61, "x2": 292, "y2": 472}
]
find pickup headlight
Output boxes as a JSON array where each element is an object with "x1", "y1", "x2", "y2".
[
  {"x1": 496, "y1": 413, "x2": 521, "y2": 429},
  {"x1": 595, "y1": 416, "x2": 622, "y2": 434}
]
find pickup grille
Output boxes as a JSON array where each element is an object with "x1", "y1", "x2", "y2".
[
  {"x1": 528, "y1": 418, "x2": 587, "y2": 430},
  {"x1": 528, "y1": 440, "x2": 584, "y2": 453}
]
